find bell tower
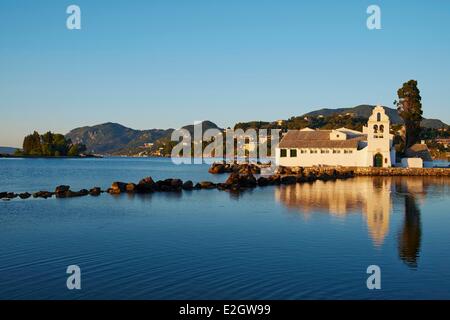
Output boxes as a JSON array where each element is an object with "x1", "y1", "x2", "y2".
[{"x1": 367, "y1": 106, "x2": 391, "y2": 167}]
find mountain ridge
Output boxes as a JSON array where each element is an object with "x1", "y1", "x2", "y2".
[
  {"x1": 302, "y1": 105, "x2": 447, "y2": 129},
  {"x1": 66, "y1": 122, "x2": 174, "y2": 155}
]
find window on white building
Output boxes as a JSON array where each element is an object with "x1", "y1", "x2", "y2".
[{"x1": 290, "y1": 149, "x2": 297, "y2": 157}]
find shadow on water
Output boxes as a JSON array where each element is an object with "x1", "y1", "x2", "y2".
[
  {"x1": 393, "y1": 180, "x2": 422, "y2": 269},
  {"x1": 398, "y1": 194, "x2": 421, "y2": 268}
]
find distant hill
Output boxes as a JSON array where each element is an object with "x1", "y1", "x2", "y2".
[
  {"x1": 420, "y1": 118, "x2": 448, "y2": 129},
  {"x1": 66, "y1": 123, "x2": 173, "y2": 155},
  {"x1": 0, "y1": 147, "x2": 18, "y2": 155},
  {"x1": 65, "y1": 121, "x2": 222, "y2": 155},
  {"x1": 180, "y1": 120, "x2": 222, "y2": 137},
  {"x1": 302, "y1": 105, "x2": 448, "y2": 129}
]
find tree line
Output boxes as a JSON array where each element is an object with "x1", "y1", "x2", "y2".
[{"x1": 16, "y1": 131, "x2": 87, "y2": 157}]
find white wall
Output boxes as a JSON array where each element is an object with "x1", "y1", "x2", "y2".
[
  {"x1": 401, "y1": 158, "x2": 423, "y2": 168},
  {"x1": 275, "y1": 146, "x2": 395, "y2": 168},
  {"x1": 276, "y1": 148, "x2": 362, "y2": 167}
]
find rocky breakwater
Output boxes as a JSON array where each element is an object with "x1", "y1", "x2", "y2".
[
  {"x1": 107, "y1": 177, "x2": 199, "y2": 194},
  {"x1": 0, "y1": 185, "x2": 104, "y2": 201}
]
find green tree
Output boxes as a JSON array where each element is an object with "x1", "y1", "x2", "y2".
[
  {"x1": 22, "y1": 134, "x2": 34, "y2": 154},
  {"x1": 23, "y1": 131, "x2": 43, "y2": 155},
  {"x1": 395, "y1": 80, "x2": 423, "y2": 151},
  {"x1": 52, "y1": 134, "x2": 69, "y2": 156},
  {"x1": 41, "y1": 131, "x2": 54, "y2": 156}
]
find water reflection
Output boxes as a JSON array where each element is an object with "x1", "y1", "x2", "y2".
[
  {"x1": 275, "y1": 177, "x2": 393, "y2": 246},
  {"x1": 275, "y1": 176, "x2": 449, "y2": 268},
  {"x1": 398, "y1": 194, "x2": 421, "y2": 268}
]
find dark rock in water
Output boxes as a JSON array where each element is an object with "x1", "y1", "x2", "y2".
[
  {"x1": 280, "y1": 175, "x2": 297, "y2": 185},
  {"x1": 257, "y1": 176, "x2": 269, "y2": 186},
  {"x1": 110, "y1": 181, "x2": 127, "y2": 194},
  {"x1": 65, "y1": 189, "x2": 89, "y2": 198},
  {"x1": 216, "y1": 183, "x2": 228, "y2": 190},
  {"x1": 296, "y1": 175, "x2": 308, "y2": 183},
  {"x1": 199, "y1": 181, "x2": 216, "y2": 189},
  {"x1": 136, "y1": 177, "x2": 155, "y2": 193},
  {"x1": 0, "y1": 192, "x2": 8, "y2": 199},
  {"x1": 276, "y1": 166, "x2": 292, "y2": 175},
  {"x1": 222, "y1": 172, "x2": 257, "y2": 190},
  {"x1": 155, "y1": 181, "x2": 166, "y2": 191},
  {"x1": 194, "y1": 183, "x2": 202, "y2": 190},
  {"x1": 154, "y1": 179, "x2": 182, "y2": 192},
  {"x1": 267, "y1": 175, "x2": 281, "y2": 185},
  {"x1": 318, "y1": 173, "x2": 332, "y2": 181},
  {"x1": 55, "y1": 185, "x2": 70, "y2": 195},
  {"x1": 240, "y1": 174, "x2": 257, "y2": 187},
  {"x1": 78, "y1": 189, "x2": 89, "y2": 196},
  {"x1": 238, "y1": 164, "x2": 261, "y2": 175},
  {"x1": 182, "y1": 180, "x2": 194, "y2": 190},
  {"x1": 208, "y1": 163, "x2": 225, "y2": 174},
  {"x1": 155, "y1": 180, "x2": 164, "y2": 190},
  {"x1": 6, "y1": 192, "x2": 18, "y2": 199},
  {"x1": 125, "y1": 183, "x2": 137, "y2": 192},
  {"x1": 225, "y1": 172, "x2": 240, "y2": 185},
  {"x1": 89, "y1": 187, "x2": 102, "y2": 196},
  {"x1": 160, "y1": 184, "x2": 172, "y2": 192},
  {"x1": 55, "y1": 185, "x2": 77, "y2": 198},
  {"x1": 208, "y1": 162, "x2": 260, "y2": 174},
  {"x1": 171, "y1": 179, "x2": 183, "y2": 190},
  {"x1": 33, "y1": 191, "x2": 53, "y2": 199},
  {"x1": 19, "y1": 192, "x2": 31, "y2": 199}
]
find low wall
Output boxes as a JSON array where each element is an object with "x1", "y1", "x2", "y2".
[
  {"x1": 277, "y1": 166, "x2": 450, "y2": 177},
  {"x1": 353, "y1": 167, "x2": 450, "y2": 176}
]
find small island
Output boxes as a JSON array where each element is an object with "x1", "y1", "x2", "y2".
[{"x1": 6, "y1": 131, "x2": 94, "y2": 158}]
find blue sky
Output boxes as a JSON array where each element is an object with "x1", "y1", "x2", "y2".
[{"x1": 1, "y1": 0, "x2": 449, "y2": 147}]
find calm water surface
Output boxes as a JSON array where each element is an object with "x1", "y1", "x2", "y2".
[{"x1": 0, "y1": 158, "x2": 449, "y2": 299}]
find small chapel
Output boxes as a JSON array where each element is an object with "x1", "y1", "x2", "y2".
[{"x1": 276, "y1": 106, "x2": 396, "y2": 167}]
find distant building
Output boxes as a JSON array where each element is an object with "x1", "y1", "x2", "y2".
[
  {"x1": 403, "y1": 143, "x2": 433, "y2": 167},
  {"x1": 436, "y1": 138, "x2": 450, "y2": 148},
  {"x1": 276, "y1": 106, "x2": 396, "y2": 167}
]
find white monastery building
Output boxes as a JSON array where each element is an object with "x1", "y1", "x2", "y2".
[{"x1": 276, "y1": 106, "x2": 396, "y2": 167}]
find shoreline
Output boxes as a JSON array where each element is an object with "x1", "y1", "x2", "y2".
[{"x1": 0, "y1": 154, "x2": 102, "y2": 159}]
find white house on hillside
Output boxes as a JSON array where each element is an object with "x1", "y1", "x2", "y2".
[{"x1": 275, "y1": 106, "x2": 396, "y2": 167}]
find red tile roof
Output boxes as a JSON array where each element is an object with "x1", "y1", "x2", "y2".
[{"x1": 278, "y1": 130, "x2": 366, "y2": 149}]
